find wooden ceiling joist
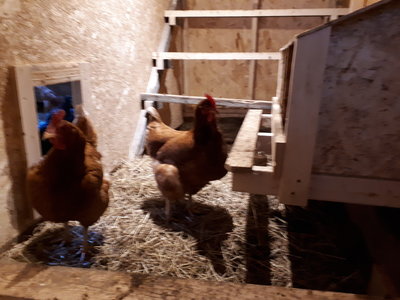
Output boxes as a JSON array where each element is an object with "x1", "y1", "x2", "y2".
[
  {"x1": 165, "y1": 8, "x2": 349, "y2": 25},
  {"x1": 152, "y1": 52, "x2": 282, "y2": 69},
  {"x1": 141, "y1": 93, "x2": 273, "y2": 110}
]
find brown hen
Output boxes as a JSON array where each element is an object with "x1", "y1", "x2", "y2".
[
  {"x1": 27, "y1": 110, "x2": 109, "y2": 258},
  {"x1": 146, "y1": 95, "x2": 227, "y2": 220}
]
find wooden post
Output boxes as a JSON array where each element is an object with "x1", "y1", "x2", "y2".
[
  {"x1": 14, "y1": 65, "x2": 41, "y2": 167},
  {"x1": 278, "y1": 27, "x2": 331, "y2": 206},
  {"x1": 248, "y1": 0, "x2": 261, "y2": 100}
]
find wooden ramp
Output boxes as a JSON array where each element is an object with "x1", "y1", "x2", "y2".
[{"x1": 0, "y1": 261, "x2": 389, "y2": 300}]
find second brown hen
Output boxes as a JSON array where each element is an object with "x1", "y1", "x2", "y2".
[{"x1": 146, "y1": 95, "x2": 227, "y2": 220}]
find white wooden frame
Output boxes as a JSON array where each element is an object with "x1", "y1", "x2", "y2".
[
  {"x1": 128, "y1": 0, "x2": 180, "y2": 158},
  {"x1": 153, "y1": 52, "x2": 282, "y2": 70},
  {"x1": 141, "y1": 93, "x2": 272, "y2": 110},
  {"x1": 277, "y1": 27, "x2": 331, "y2": 206},
  {"x1": 165, "y1": 8, "x2": 349, "y2": 25},
  {"x1": 14, "y1": 62, "x2": 91, "y2": 167}
]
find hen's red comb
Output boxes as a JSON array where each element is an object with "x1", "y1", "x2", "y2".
[{"x1": 204, "y1": 94, "x2": 216, "y2": 108}]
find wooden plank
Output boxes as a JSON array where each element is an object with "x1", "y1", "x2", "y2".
[
  {"x1": 310, "y1": 175, "x2": 400, "y2": 208},
  {"x1": 231, "y1": 166, "x2": 279, "y2": 195},
  {"x1": 71, "y1": 80, "x2": 82, "y2": 106},
  {"x1": 248, "y1": 0, "x2": 261, "y2": 100},
  {"x1": 349, "y1": 0, "x2": 366, "y2": 11},
  {"x1": 14, "y1": 65, "x2": 41, "y2": 167},
  {"x1": 141, "y1": 93, "x2": 272, "y2": 109},
  {"x1": 153, "y1": 52, "x2": 281, "y2": 61},
  {"x1": 165, "y1": 8, "x2": 349, "y2": 22},
  {"x1": 225, "y1": 109, "x2": 262, "y2": 172},
  {"x1": 278, "y1": 27, "x2": 331, "y2": 206},
  {"x1": 271, "y1": 97, "x2": 286, "y2": 178},
  {"x1": 0, "y1": 261, "x2": 383, "y2": 300},
  {"x1": 128, "y1": 109, "x2": 148, "y2": 159},
  {"x1": 78, "y1": 62, "x2": 91, "y2": 112}
]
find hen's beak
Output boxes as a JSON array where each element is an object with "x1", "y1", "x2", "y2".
[{"x1": 42, "y1": 131, "x2": 56, "y2": 140}]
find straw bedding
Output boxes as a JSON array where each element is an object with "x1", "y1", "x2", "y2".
[{"x1": 5, "y1": 155, "x2": 370, "y2": 292}]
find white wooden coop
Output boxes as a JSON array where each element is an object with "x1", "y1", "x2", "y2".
[{"x1": 136, "y1": 0, "x2": 400, "y2": 209}]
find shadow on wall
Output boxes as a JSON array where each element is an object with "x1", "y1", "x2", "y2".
[{"x1": 1, "y1": 67, "x2": 35, "y2": 238}]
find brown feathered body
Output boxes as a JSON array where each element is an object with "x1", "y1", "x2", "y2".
[
  {"x1": 146, "y1": 96, "x2": 227, "y2": 217},
  {"x1": 27, "y1": 113, "x2": 109, "y2": 229}
]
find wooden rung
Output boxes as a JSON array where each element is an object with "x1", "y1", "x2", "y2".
[
  {"x1": 271, "y1": 95, "x2": 286, "y2": 178},
  {"x1": 141, "y1": 93, "x2": 272, "y2": 110},
  {"x1": 258, "y1": 132, "x2": 273, "y2": 137},
  {"x1": 262, "y1": 113, "x2": 272, "y2": 118},
  {"x1": 165, "y1": 8, "x2": 349, "y2": 25},
  {"x1": 153, "y1": 52, "x2": 281, "y2": 61},
  {"x1": 225, "y1": 109, "x2": 263, "y2": 172}
]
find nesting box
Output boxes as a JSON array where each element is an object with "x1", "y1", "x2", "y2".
[{"x1": 226, "y1": 0, "x2": 400, "y2": 208}]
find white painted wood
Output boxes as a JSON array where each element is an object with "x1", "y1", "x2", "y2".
[
  {"x1": 14, "y1": 66, "x2": 41, "y2": 167},
  {"x1": 71, "y1": 81, "x2": 82, "y2": 106},
  {"x1": 225, "y1": 109, "x2": 263, "y2": 172},
  {"x1": 165, "y1": 9, "x2": 349, "y2": 23},
  {"x1": 278, "y1": 27, "x2": 331, "y2": 206},
  {"x1": 14, "y1": 62, "x2": 90, "y2": 166},
  {"x1": 31, "y1": 62, "x2": 81, "y2": 86},
  {"x1": 271, "y1": 97, "x2": 286, "y2": 178},
  {"x1": 231, "y1": 170, "x2": 400, "y2": 208},
  {"x1": 153, "y1": 52, "x2": 282, "y2": 61},
  {"x1": 78, "y1": 62, "x2": 91, "y2": 108},
  {"x1": 128, "y1": 109, "x2": 148, "y2": 159},
  {"x1": 141, "y1": 93, "x2": 272, "y2": 109},
  {"x1": 231, "y1": 166, "x2": 279, "y2": 195},
  {"x1": 310, "y1": 175, "x2": 400, "y2": 208}
]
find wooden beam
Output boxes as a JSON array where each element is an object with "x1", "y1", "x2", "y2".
[
  {"x1": 248, "y1": 0, "x2": 261, "y2": 100},
  {"x1": 349, "y1": 0, "x2": 367, "y2": 12},
  {"x1": 231, "y1": 166, "x2": 279, "y2": 195},
  {"x1": 14, "y1": 66, "x2": 41, "y2": 167},
  {"x1": 0, "y1": 261, "x2": 381, "y2": 300},
  {"x1": 271, "y1": 97, "x2": 286, "y2": 179},
  {"x1": 278, "y1": 27, "x2": 331, "y2": 206},
  {"x1": 165, "y1": 8, "x2": 349, "y2": 25},
  {"x1": 154, "y1": 51, "x2": 281, "y2": 61},
  {"x1": 310, "y1": 175, "x2": 400, "y2": 208},
  {"x1": 31, "y1": 62, "x2": 81, "y2": 86},
  {"x1": 141, "y1": 93, "x2": 272, "y2": 109},
  {"x1": 225, "y1": 109, "x2": 263, "y2": 172},
  {"x1": 129, "y1": 0, "x2": 181, "y2": 158}
]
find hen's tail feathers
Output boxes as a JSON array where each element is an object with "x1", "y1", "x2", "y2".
[
  {"x1": 146, "y1": 106, "x2": 163, "y2": 123},
  {"x1": 74, "y1": 105, "x2": 98, "y2": 147}
]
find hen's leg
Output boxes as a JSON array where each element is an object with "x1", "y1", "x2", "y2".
[
  {"x1": 186, "y1": 194, "x2": 194, "y2": 217},
  {"x1": 80, "y1": 226, "x2": 89, "y2": 262},
  {"x1": 61, "y1": 222, "x2": 72, "y2": 246},
  {"x1": 154, "y1": 163, "x2": 184, "y2": 222}
]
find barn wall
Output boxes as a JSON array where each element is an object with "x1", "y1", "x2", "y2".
[
  {"x1": 0, "y1": 0, "x2": 169, "y2": 248},
  {"x1": 181, "y1": 0, "x2": 348, "y2": 102},
  {"x1": 313, "y1": 1, "x2": 400, "y2": 180}
]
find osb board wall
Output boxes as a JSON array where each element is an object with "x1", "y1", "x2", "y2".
[
  {"x1": 0, "y1": 0, "x2": 170, "y2": 248},
  {"x1": 313, "y1": 1, "x2": 400, "y2": 180},
  {"x1": 181, "y1": 0, "x2": 348, "y2": 104}
]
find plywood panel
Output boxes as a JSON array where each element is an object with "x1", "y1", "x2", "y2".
[
  {"x1": 182, "y1": 0, "x2": 344, "y2": 102},
  {"x1": 313, "y1": 1, "x2": 400, "y2": 180}
]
